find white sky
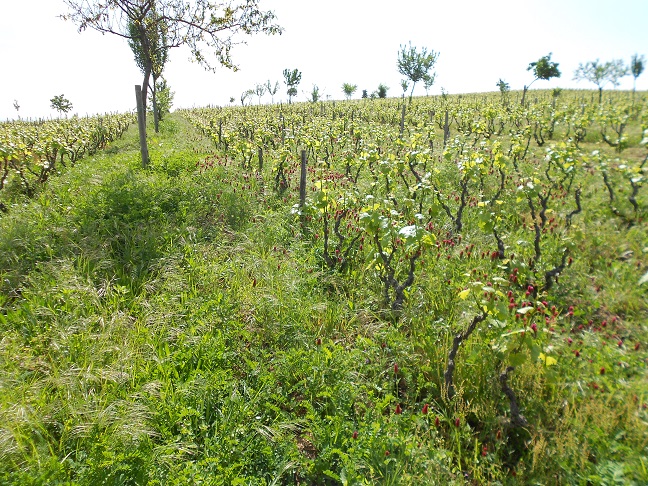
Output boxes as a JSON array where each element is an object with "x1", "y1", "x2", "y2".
[{"x1": 1, "y1": 0, "x2": 647, "y2": 120}]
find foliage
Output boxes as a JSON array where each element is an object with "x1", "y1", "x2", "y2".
[
  {"x1": 522, "y1": 53, "x2": 560, "y2": 105},
  {"x1": 1, "y1": 91, "x2": 647, "y2": 485},
  {"x1": 50, "y1": 94, "x2": 73, "y2": 115},
  {"x1": 154, "y1": 78, "x2": 174, "y2": 120},
  {"x1": 397, "y1": 42, "x2": 439, "y2": 102},
  {"x1": 377, "y1": 84, "x2": 389, "y2": 99},
  {"x1": 283, "y1": 68, "x2": 302, "y2": 104},
  {"x1": 573, "y1": 59, "x2": 628, "y2": 103},
  {"x1": 342, "y1": 83, "x2": 357, "y2": 100},
  {"x1": 62, "y1": 0, "x2": 282, "y2": 112}
]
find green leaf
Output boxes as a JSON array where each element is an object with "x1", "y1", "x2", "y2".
[
  {"x1": 509, "y1": 352, "x2": 527, "y2": 366},
  {"x1": 458, "y1": 289, "x2": 470, "y2": 300}
]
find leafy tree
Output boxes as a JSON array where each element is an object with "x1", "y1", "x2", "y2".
[
  {"x1": 573, "y1": 59, "x2": 627, "y2": 103},
  {"x1": 400, "y1": 79, "x2": 409, "y2": 99},
  {"x1": 283, "y1": 68, "x2": 302, "y2": 104},
  {"x1": 522, "y1": 53, "x2": 560, "y2": 105},
  {"x1": 377, "y1": 84, "x2": 389, "y2": 99},
  {"x1": 630, "y1": 53, "x2": 645, "y2": 95},
  {"x1": 240, "y1": 89, "x2": 254, "y2": 106},
  {"x1": 255, "y1": 83, "x2": 266, "y2": 104},
  {"x1": 266, "y1": 80, "x2": 280, "y2": 103},
  {"x1": 50, "y1": 94, "x2": 73, "y2": 116},
  {"x1": 127, "y1": 7, "x2": 169, "y2": 132},
  {"x1": 423, "y1": 73, "x2": 436, "y2": 95},
  {"x1": 361, "y1": 89, "x2": 368, "y2": 99},
  {"x1": 342, "y1": 83, "x2": 357, "y2": 100},
  {"x1": 496, "y1": 79, "x2": 510, "y2": 105},
  {"x1": 154, "y1": 78, "x2": 174, "y2": 120},
  {"x1": 62, "y1": 0, "x2": 282, "y2": 119},
  {"x1": 309, "y1": 85, "x2": 321, "y2": 103},
  {"x1": 397, "y1": 42, "x2": 439, "y2": 103}
]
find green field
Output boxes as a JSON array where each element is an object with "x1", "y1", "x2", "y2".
[{"x1": 1, "y1": 90, "x2": 647, "y2": 485}]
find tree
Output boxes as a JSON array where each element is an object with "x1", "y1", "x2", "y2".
[
  {"x1": 62, "y1": 0, "x2": 282, "y2": 119},
  {"x1": 522, "y1": 53, "x2": 560, "y2": 106},
  {"x1": 342, "y1": 83, "x2": 357, "y2": 100},
  {"x1": 496, "y1": 79, "x2": 510, "y2": 105},
  {"x1": 361, "y1": 90, "x2": 368, "y2": 99},
  {"x1": 50, "y1": 94, "x2": 73, "y2": 116},
  {"x1": 423, "y1": 73, "x2": 436, "y2": 96},
  {"x1": 155, "y1": 78, "x2": 174, "y2": 120},
  {"x1": 240, "y1": 89, "x2": 254, "y2": 106},
  {"x1": 309, "y1": 85, "x2": 321, "y2": 103},
  {"x1": 573, "y1": 59, "x2": 627, "y2": 104},
  {"x1": 283, "y1": 68, "x2": 302, "y2": 104},
  {"x1": 400, "y1": 79, "x2": 409, "y2": 100},
  {"x1": 630, "y1": 53, "x2": 645, "y2": 96},
  {"x1": 255, "y1": 83, "x2": 266, "y2": 104},
  {"x1": 127, "y1": 7, "x2": 169, "y2": 132},
  {"x1": 377, "y1": 84, "x2": 389, "y2": 99},
  {"x1": 266, "y1": 80, "x2": 280, "y2": 103},
  {"x1": 397, "y1": 42, "x2": 439, "y2": 103}
]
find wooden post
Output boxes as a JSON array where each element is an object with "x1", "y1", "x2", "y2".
[
  {"x1": 443, "y1": 109, "x2": 450, "y2": 146},
  {"x1": 400, "y1": 104, "x2": 406, "y2": 138},
  {"x1": 299, "y1": 150, "x2": 307, "y2": 208},
  {"x1": 258, "y1": 147, "x2": 263, "y2": 172},
  {"x1": 135, "y1": 85, "x2": 149, "y2": 167},
  {"x1": 218, "y1": 119, "x2": 222, "y2": 146}
]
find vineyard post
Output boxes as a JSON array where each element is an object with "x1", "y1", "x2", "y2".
[
  {"x1": 135, "y1": 85, "x2": 149, "y2": 167},
  {"x1": 258, "y1": 148, "x2": 263, "y2": 172},
  {"x1": 400, "y1": 104, "x2": 406, "y2": 138},
  {"x1": 443, "y1": 109, "x2": 450, "y2": 146},
  {"x1": 299, "y1": 150, "x2": 307, "y2": 208}
]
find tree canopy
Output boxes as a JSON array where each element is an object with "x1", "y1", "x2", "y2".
[
  {"x1": 62, "y1": 0, "x2": 282, "y2": 112},
  {"x1": 573, "y1": 59, "x2": 627, "y2": 103},
  {"x1": 397, "y1": 42, "x2": 439, "y2": 103}
]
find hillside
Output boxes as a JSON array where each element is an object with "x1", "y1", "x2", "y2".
[{"x1": 1, "y1": 92, "x2": 647, "y2": 485}]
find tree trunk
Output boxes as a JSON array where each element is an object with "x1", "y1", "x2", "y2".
[
  {"x1": 521, "y1": 86, "x2": 528, "y2": 106},
  {"x1": 141, "y1": 65, "x2": 151, "y2": 125},
  {"x1": 152, "y1": 77, "x2": 159, "y2": 133}
]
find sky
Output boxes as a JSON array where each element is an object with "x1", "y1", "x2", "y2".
[{"x1": 1, "y1": 0, "x2": 647, "y2": 120}]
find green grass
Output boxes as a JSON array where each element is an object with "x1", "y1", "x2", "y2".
[{"x1": 0, "y1": 96, "x2": 647, "y2": 485}]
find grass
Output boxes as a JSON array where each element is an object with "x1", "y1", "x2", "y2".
[{"x1": 1, "y1": 93, "x2": 647, "y2": 485}]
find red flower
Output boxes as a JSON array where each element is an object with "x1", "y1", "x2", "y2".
[
  {"x1": 454, "y1": 417, "x2": 461, "y2": 427},
  {"x1": 395, "y1": 404, "x2": 402, "y2": 415},
  {"x1": 600, "y1": 367, "x2": 605, "y2": 375},
  {"x1": 435, "y1": 416, "x2": 440, "y2": 427},
  {"x1": 352, "y1": 430, "x2": 358, "y2": 439},
  {"x1": 422, "y1": 403, "x2": 429, "y2": 415},
  {"x1": 394, "y1": 363, "x2": 399, "y2": 374}
]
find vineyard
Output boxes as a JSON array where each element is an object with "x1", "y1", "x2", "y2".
[{"x1": 0, "y1": 90, "x2": 647, "y2": 484}]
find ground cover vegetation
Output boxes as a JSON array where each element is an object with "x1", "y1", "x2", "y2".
[{"x1": 0, "y1": 89, "x2": 647, "y2": 484}]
